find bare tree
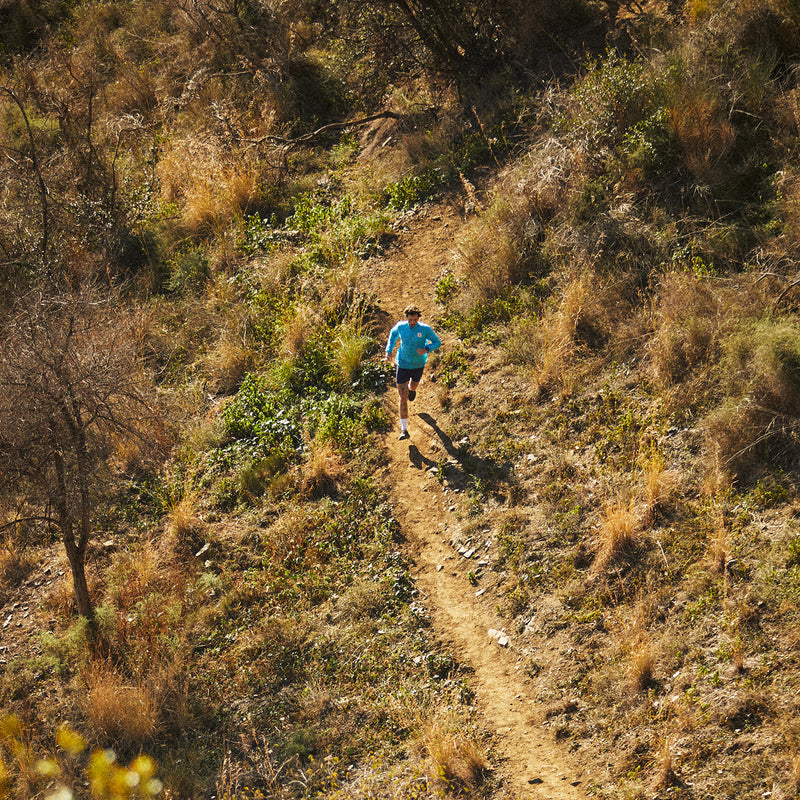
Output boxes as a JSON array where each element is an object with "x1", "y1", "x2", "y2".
[{"x1": 0, "y1": 285, "x2": 168, "y2": 619}]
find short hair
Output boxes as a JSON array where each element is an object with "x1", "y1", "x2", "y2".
[{"x1": 404, "y1": 305, "x2": 422, "y2": 317}]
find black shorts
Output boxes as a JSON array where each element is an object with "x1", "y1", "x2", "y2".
[{"x1": 396, "y1": 366, "x2": 424, "y2": 384}]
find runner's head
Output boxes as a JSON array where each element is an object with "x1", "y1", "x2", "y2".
[{"x1": 404, "y1": 304, "x2": 421, "y2": 324}]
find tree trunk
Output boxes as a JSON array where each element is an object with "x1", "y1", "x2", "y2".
[
  {"x1": 63, "y1": 535, "x2": 93, "y2": 620},
  {"x1": 53, "y1": 451, "x2": 94, "y2": 620}
]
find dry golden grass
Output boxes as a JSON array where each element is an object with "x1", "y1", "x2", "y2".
[
  {"x1": 156, "y1": 135, "x2": 266, "y2": 234},
  {"x1": 337, "y1": 578, "x2": 390, "y2": 621},
  {"x1": 531, "y1": 309, "x2": 582, "y2": 396},
  {"x1": 640, "y1": 453, "x2": 681, "y2": 529},
  {"x1": 167, "y1": 488, "x2": 203, "y2": 542},
  {"x1": 648, "y1": 272, "x2": 720, "y2": 387},
  {"x1": 300, "y1": 440, "x2": 346, "y2": 498},
  {"x1": 280, "y1": 303, "x2": 319, "y2": 358},
  {"x1": 0, "y1": 541, "x2": 35, "y2": 589},
  {"x1": 83, "y1": 662, "x2": 159, "y2": 747},
  {"x1": 43, "y1": 577, "x2": 78, "y2": 617},
  {"x1": 201, "y1": 333, "x2": 255, "y2": 395},
  {"x1": 264, "y1": 507, "x2": 317, "y2": 567},
  {"x1": 701, "y1": 316, "x2": 800, "y2": 479},
  {"x1": 612, "y1": 598, "x2": 659, "y2": 693},
  {"x1": 666, "y1": 68, "x2": 736, "y2": 185},
  {"x1": 331, "y1": 325, "x2": 371, "y2": 389},
  {"x1": 627, "y1": 637, "x2": 655, "y2": 692},
  {"x1": 503, "y1": 317, "x2": 539, "y2": 367},
  {"x1": 106, "y1": 546, "x2": 166, "y2": 614},
  {"x1": 591, "y1": 494, "x2": 639, "y2": 574},
  {"x1": 455, "y1": 207, "x2": 528, "y2": 304},
  {"x1": 705, "y1": 506, "x2": 730, "y2": 577},
  {"x1": 417, "y1": 717, "x2": 489, "y2": 794},
  {"x1": 650, "y1": 736, "x2": 679, "y2": 791}
]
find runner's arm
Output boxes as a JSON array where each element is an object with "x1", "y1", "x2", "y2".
[{"x1": 424, "y1": 328, "x2": 442, "y2": 353}]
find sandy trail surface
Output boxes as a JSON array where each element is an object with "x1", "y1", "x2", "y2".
[{"x1": 359, "y1": 202, "x2": 589, "y2": 798}]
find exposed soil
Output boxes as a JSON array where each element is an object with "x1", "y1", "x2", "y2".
[{"x1": 359, "y1": 200, "x2": 590, "y2": 798}]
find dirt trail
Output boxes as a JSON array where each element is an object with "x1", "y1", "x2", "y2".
[{"x1": 359, "y1": 202, "x2": 589, "y2": 798}]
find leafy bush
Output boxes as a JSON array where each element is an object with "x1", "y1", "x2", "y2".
[
  {"x1": 164, "y1": 248, "x2": 210, "y2": 296},
  {"x1": 287, "y1": 193, "x2": 390, "y2": 267},
  {"x1": 223, "y1": 374, "x2": 304, "y2": 461},
  {"x1": 558, "y1": 49, "x2": 661, "y2": 150},
  {"x1": 386, "y1": 167, "x2": 444, "y2": 210},
  {"x1": 306, "y1": 392, "x2": 364, "y2": 451}
]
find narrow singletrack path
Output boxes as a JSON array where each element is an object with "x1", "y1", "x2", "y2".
[{"x1": 359, "y1": 201, "x2": 589, "y2": 798}]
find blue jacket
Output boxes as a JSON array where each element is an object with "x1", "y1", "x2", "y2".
[{"x1": 386, "y1": 320, "x2": 441, "y2": 369}]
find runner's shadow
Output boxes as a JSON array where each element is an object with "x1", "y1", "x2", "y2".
[
  {"x1": 416, "y1": 413, "x2": 460, "y2": 460},
  {"x1": 408, "y1": 444, "x2": 436, "y2": 470},
  {"x1": 416, "y1": 412, "x2": 512, "y2": 492}
]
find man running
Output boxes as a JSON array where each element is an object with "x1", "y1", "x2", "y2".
[{"x1": 384, "y1": 304, "x2": 441, "y2": 440}]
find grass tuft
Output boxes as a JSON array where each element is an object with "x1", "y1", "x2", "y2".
[
  {"x1": 418, "y1": 717, "x2": 489, "y2": 794},
  {"x1": 591, "y1": 494, "x2": 639, "y2": 574},
  {"x1": 83, "y1": 662, "x2": 159, "y2": 748}
]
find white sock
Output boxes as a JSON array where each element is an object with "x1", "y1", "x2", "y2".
[{"x1": 400, "y1": 418, "x2": 408, "y2": 432}]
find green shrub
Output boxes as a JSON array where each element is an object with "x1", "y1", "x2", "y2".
[
  {"x1": 306, "y1": 392, "x2": 364, "y2": 451},
  {"x1": 222, "y1": 374, "x2": 304, "y2": 461},
  {"x1": 558, "y1": 49, "x2": 661, "y2": 149},
  {"x1": 164, "y1": 248, "x2": 210, "y2": 295},
  {"x1": 385, "y1": 167, "x2": 443, "y2": 210},
  {"x1": 286, "y1": 193, "x2": 389, "y2": 267}
]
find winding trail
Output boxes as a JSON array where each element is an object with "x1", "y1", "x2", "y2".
[{"x1": 359, "y1": 202, "x2": 589, "y2": 798}]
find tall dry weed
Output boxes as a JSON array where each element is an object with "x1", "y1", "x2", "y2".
[
  {"x1": 665, "y1": 63, "x2": 736, "y2": 186},
  {"x1": 591, "y1": 493, "x2": 639, "y2": 574},
  {"x1": 300, "y1": 440, "x2": 345, "y2": 498},
  {"x1": 0, "y1": 536, "x2": 35, "y2": 588},
  {"x1": 331, "y1": 325, "x2": 371, "y2": 390},
  {"x1": 610, "y1": 597, "x2": 659, "y2": 693},
  {"x1": 280, "y1": 303, "x2": 319, "y2": 359},
  {"x1": 201, "y1": 333, "x2": 255, "y2": 395},
  {"x1": 531, "y1": 274, "x2": 593, "y2": 396},
  {"x1": 640, "y1": 452, "x2": 681, "y2": 528},
  {"x1": 83, "y1": 662, "x2": 159, "y2": 747},
  {"x1": 648, "y1": 272, "x2": 720, "y2": 387},
  {"x1": 455, "y1": 194, "x2": 545, "y2": 305},
  {"x1": 416, "y1": 717, "x2": 488, "y2": 793},
  {"x1": 157, "y1": 135, "x2": 265, "y2": 233}
]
